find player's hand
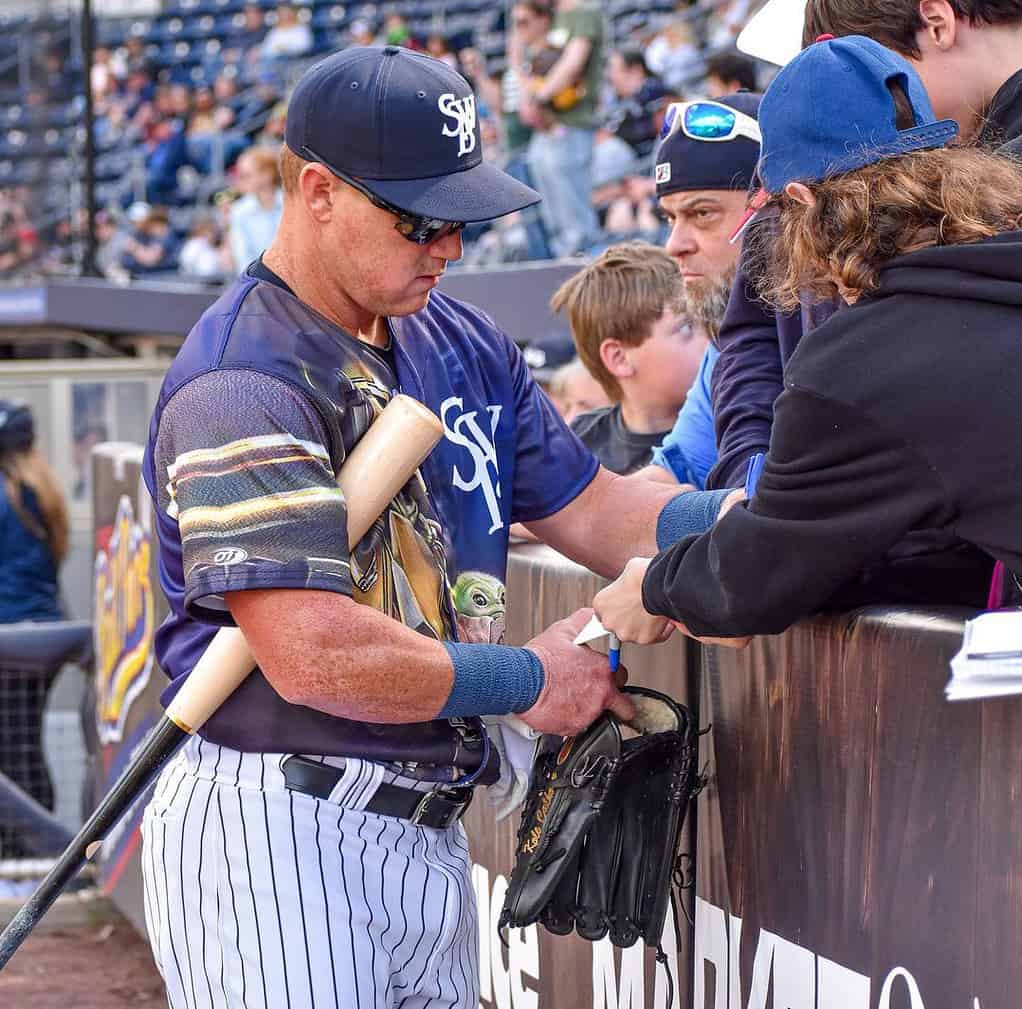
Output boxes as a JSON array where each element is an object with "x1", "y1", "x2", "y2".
[
  {"x1": 593, "y1": 557, "x2": 675, "y2": 646},
  {"x1": 521, "y1": 609, "x2": 635, "y2": 736}
]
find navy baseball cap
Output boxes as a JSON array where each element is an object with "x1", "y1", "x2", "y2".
[
  {"x1": 654, "y1": 92, "x2": 762, "y2": 198},
  {"x1": 285, "y1": 46, "x2": 540, "y2": 223},
  {"x1": 758, "y1": 35, "x2": 959, "y2": 193},
  {"x1": 0, "y1": 400, "x2": 34, "y2": 453}
]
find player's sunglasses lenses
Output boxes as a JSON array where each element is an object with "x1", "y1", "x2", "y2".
[
  {"x1": 661, "y1": 101, "x2": 739, "y2": 141},
  {"x1": 395, "y1": 216, "x2": 465, "y2": 245}
]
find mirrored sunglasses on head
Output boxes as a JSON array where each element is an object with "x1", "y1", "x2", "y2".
[
  {"x1": 301, "y1": 145, "x2": 466, "y2": 245},
  {"x1": 659, "y1": 100, "x2": 762, "y2": 145}
]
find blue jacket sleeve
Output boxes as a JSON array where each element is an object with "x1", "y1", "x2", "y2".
[
  {"x1": 705, "y1": 261, "x2": 787, "y2": 490},
  {"x1": 651, "y1": 344, "x2": 719, "y2": 489}
]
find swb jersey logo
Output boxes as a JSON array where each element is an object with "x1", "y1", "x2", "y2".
[
  {"x1": 441, "y1": 396, "x2": 504, "y2": 535},
  {"x1": 438, "y1": 93, "x2": 477, "y2": 158}
]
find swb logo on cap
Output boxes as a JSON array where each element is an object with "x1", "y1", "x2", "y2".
[
  {"x1": 284, "y1": 46, "x2": 540, "y2": 224},
  {"x1": 438, "y1": 94, "x2": 477, "y2": 158}
]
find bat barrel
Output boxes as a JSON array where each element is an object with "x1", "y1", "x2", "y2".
[{"x1": 0, "y1": 717, "x2": 188, "y2": 970}]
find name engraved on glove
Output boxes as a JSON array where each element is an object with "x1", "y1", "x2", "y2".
[{"x1": 520, "y1": 784, "x2": 555, "y2": 855}]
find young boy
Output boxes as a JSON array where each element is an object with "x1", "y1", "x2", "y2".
[{"x1": 551, "y1": 241, "x2": 707, "y2": 474}]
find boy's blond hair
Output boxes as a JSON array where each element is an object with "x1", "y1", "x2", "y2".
[{"x1": 550, "y1": 242, "x2": 684, "y2": 401}]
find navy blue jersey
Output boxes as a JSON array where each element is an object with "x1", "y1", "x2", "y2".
[{"x1": 143, "y1": 275, "x2": 597, "y2": 769}]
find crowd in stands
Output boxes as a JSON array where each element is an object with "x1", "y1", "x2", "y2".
[{"x1": 0, "y1": 0, "x2": 766, "y2": 281}]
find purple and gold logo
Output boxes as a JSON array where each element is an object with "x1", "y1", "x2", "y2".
[{"x1": 94, "y1": 495, "x2": 155, "y2": 744}]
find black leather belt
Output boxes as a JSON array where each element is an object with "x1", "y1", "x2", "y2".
[{"x1": 279, "y1": 755, "x2": 474, "y2": 830}]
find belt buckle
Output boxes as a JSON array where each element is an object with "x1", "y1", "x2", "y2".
[{"x1": 410, "y1": 786, "x2": 473, "y2": 829}]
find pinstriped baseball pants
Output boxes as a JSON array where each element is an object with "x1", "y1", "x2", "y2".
[{"x1": 141, "y1": 737, "x2": 480, "y2": 1009}]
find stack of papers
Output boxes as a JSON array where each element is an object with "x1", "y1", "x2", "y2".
[{"x1": 946, "y1": 610, "x2": 1022, "y2": 701}]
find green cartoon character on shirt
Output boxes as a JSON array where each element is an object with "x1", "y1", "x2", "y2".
[{"x1": 452, "y1": 571, "x2": 507, "y2": 644}]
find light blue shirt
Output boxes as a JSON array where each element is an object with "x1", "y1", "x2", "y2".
[
  {"x1": 229, "y1": 190, "x2": 283, "y2": 272},
  {"x1": 651, "y1": 343, "x2": 719, "y2": 489}
]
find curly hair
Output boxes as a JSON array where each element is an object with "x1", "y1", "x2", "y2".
[{"x1": 758, "y1": 147, "x2": 1022, "y2": 311}]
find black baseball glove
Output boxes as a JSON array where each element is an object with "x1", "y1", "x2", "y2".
[{"x1": 498, "y1": 685, "x2": 699, "y2": 949}]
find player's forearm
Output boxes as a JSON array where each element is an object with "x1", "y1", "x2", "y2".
[
  {"x1": 526, "y1": 467, "x2": 689, "y2": 578},
  {"x1": 227, "y1": 589, "x2": 455, "y2": 723}
]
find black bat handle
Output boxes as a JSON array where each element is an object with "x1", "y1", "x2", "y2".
[{"x1": 0, "y1": 717, "x2": 188, "y2": 970}]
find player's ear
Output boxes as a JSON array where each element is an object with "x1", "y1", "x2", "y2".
[
  {"x1": 299, "y1": 163, "x2": 337, "y2": 223},
  {"x1": 599, "y1": 339, "x2": 635, "y2": 379}
]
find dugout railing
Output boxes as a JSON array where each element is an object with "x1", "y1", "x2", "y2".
[{"x1": 85, "y1": 446, "x2": 1012, "y2": 1009}]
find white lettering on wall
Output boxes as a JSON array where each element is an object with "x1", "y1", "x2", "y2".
[
  {"x1": 473, "y1": 864, "x2": 540, "y2": 1009},
  {"x1": 694, "y1": 897, "x2": 929, "y2": 1009}
]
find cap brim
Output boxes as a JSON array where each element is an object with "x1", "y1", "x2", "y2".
[
  {"x1": 362, "y1": 160, "x2": 541, "y2": 224},
  {"x1": 737, "y1": 0, "x2": 806, "y2": 67}
]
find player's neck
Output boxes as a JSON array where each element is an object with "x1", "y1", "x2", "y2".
[{"x1": 262, "y1": 242, "x2": 385, "y2": 345}]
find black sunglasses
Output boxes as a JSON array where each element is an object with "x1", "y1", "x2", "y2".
[{"x1": 302, "y1": 145, "x2": 465, "y2": 246}]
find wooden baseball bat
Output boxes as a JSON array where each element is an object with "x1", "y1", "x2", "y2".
[{"x1": 0, "y1": 394, "x2": 443, "y2": 969}]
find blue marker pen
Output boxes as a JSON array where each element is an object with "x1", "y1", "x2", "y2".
[
  {"x1": 608, "y1": 632, "x2": 621, "y2": 673},
  {"x1": 745, "y1": 452, "x2": 765, "y2": 498}
]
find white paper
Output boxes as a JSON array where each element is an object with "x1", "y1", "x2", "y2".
[
  {"x1": 945, "y1": 610, "x2": 1022, "y2": 701},
  {"x1": 573, "y1": 614, "x2": 611, "y2": 646}
]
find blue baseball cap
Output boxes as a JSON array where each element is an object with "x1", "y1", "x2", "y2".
[
  {"x1": 758, "y1": 35, "x2": 958, "y2": 193},
  {"x1": 285, "y1": 46, "x2": 540, "y2": 223}
]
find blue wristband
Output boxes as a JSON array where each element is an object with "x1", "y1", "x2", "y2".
[
  {"x1": 656, "y1": 489, "x2": 732, "y2": 550},
  {"x1": 439, "y1": 642, "x2": 545, "y2": 718}
]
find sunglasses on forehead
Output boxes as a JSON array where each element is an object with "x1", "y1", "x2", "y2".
[
  {"x1": 659, "y1": 100, "x2": 762, "y2": 146},
  {"x1": 301, "y1": 145, "x2": 466, "y2": 245}
]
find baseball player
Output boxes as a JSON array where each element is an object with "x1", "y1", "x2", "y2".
[{"x1": 140, "y1": 46, "x2": 685, "y2": 1009}]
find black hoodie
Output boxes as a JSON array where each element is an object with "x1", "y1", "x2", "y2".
[
  {"x1": 710, "y1": 65, "x2": 1022, "y2": 492},
  {"x1": 643, "y1": 232, "x2": 1022, "y2": 637}
]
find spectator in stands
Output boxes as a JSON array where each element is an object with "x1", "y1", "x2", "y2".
[
  {"x1": 594, "y1": 36, "x2": 1022, "y2": 642},
  {"x1": 224, "y1": 2, "x2": 268, "y2": 69},
  {"x1": 0, "y1": 401, "x2": 68, "y2": 623},
  {"x1": 145, "y1": 115, "x2": 189, "y2": 205},
  {"x1": 180, "y1": 215, "x2": 227, "y2": 281},
  {"x1": 94, "y1": 209, "x2": 132, "y2": 282},
  {"x1": 118, "y1": 35, "x2": 149, "y2": 77},
  {"x1": 347, "y1": 19, "x2": 375, "y2": 47},
  {"x1": 709, "y1": 0, "x2": 756, "y2": 49},
  {"x1": 426, "y1": 33, "x2": 459, "y2": 69},
  {"x1": 90, "y1": 45, "x2": 116, "y2": 101},
  {"x1": 646, "y1": 13, "x2": 702, "y2": 92},
  {"x1": 460, "y1": 2, "x2": 556, "y2": 259},
  {"x1": 258, "y1": 101, "x2": 288, "y2": 146},
  {"x1": 553, "y1": 242, "x2": 706, "y2": 474},
  {"x1": 704, "y1": 48, "x2": 759, "y2": 95},
  {"x1": 590, "y1": 48, "x2": 673, "y2": 241},
  {"x1": 120, "y1": 205, "x2": 181, "y2": 276},
  {"x1": 121, "y1": 60, "x2": 156, "y2": 119},
  {"x1": 39, "y1": 47, "x2": 74, "y2": 103},
  {"x1": 258, "y1": 3, "x2": 312, "y2": 77},
  {"x1": 377, "y1": 13, "x2": 420, "y2": 49},
  {"x1": 186, "y1": 85, "x2": 246, "y2": 174},
  {"x1": 228, "y1": 146, "x2": 283, "y2": 270},
  {"x1": 605, "y1": 48, "x2": 670, "y2": 158},
  {"x1": 521, "y1": 0, "x2": 605, "y2": 256},
  {"x1": 549, "y1": 357, "x2": 610, "y2": 423}
]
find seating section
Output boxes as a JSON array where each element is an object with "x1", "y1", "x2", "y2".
[{"x1": 0, "y1": 0, "x2": 697, "y2": 275}]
